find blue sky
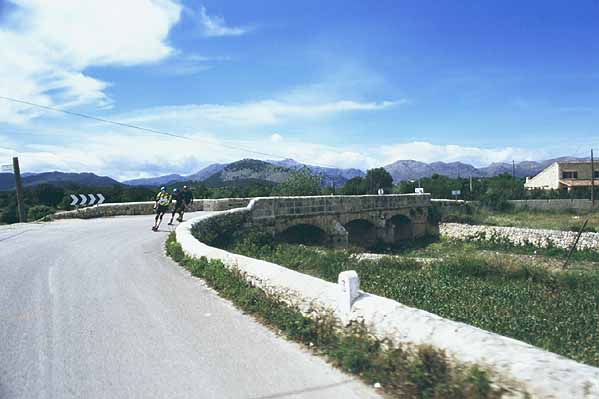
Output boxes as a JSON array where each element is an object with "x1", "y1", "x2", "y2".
[{"x1": 1, "y1": 0, "x2": 598, "y2": 179}]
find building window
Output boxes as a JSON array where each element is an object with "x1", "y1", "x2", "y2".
[
  {"x1": 595, "y1": 171, "x2": 599, "y2": 179},
  {"x1": 562, "y1": 171, "x2": 578, "y2": 179}
]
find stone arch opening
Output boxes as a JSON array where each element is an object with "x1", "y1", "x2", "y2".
[
  {"x1": 344, "y1": 219, "x2": 378, "y2": 248},
  {"x1": 276, "y1": 224, "x2": 327, "y2": 245},
  {"x1": 389, "y1": 214, "x2": 414, "y2": 242}
]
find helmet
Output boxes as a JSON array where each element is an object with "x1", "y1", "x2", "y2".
[
  {"x1": 183, "y1": 185, "x2": 188, "y2": 190},
  {"x1": 160, "y1": 186, "x2": 166, "y2": 192},
  {"x1": 173, "y1": 188, "x2": 178, "y2": 193}
]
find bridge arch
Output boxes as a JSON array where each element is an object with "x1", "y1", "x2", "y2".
[
  {"x1": 276, "y1": 223, "x2": 328, "y2": 245},
  {"x1": 344, "y1": 219, "x2": 378, "y2": 248},
  {"x1": 388, "y1": 214, "x2": 414, "y2": 242}
]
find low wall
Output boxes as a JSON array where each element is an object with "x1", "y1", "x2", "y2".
[
  {"x1": 441, "y1": 222, "x2": 599, "y2": 251},
  {"x1": 203, "y1": 198, "x2": 252, "y2": 211},
  {"x1": 175, "y1": 207, "x2": 599, "y2": 399},
  {"x1": 50, "y1": 200, "x2": 202, "y2": 220},
  {"x1": 49, "y1": 198, "x2": 254, "y2": 220},
  {"x1": 431, "y1": 199, "x2": 474, "y2": 215},
  {"x1": 509, "y1": 199, "x2": 594, "y2": 212}
]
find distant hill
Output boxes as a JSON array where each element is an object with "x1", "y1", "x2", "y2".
[
  {"x1": 123, "y1": 174, "x2": 186, "y2": 187},
  {"x1": 186, "y1": 163, "x2": 227, "y2": 182},
  {"x1": 7, "y1": 156, "x2": 590, "y2": 191},
  {"x1": 384, "y1": 157, "x2": 589, "y2": 183},
  {"x1": 121, "y1": 159, "x2": 362, "y2": 188},
  {"x1": 268, "y1": 158, "x2": 365, "y2": 187},
  {"x1": 0, "y1": 172, "x2": 122, "y2": 191},
  {"x1": 203, "y1": 159, "x2": 293, "y2": 187}
]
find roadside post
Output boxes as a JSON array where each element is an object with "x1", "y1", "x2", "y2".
[
  {"x1": 11, "y1": 157, "x2": 26, "y2": 222},
  {"x1": 451, "y1": 189, "x2": 461, "y2": 200}
]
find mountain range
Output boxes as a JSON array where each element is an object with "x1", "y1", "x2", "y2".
[
  {"x1": 0, "y1": 172, "x2": 121, "y2": 191},
  {"x1": 0, "y1": 156, "x2": 588, "y2": 191}
]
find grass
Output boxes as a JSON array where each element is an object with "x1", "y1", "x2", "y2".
[
  {"x1": 443, "y1": 207, "x2": 599, "y2": 232},
  {"x1": 165, "y1": 233, "x2": 507, "y2": 399},
  {"x1": 223, "y1": 231, "x2": 599, "y2": 367},
  {"x1": 376, "y1": 237, "x2": 599, "y2": 265}
]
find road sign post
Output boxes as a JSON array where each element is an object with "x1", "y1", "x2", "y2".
[
  {"x1": 70, "y1": 193, "x2": 105, "y2": 207},
  {"x1": 12, "y1": 157, "x2": 26, "y2": 222}
]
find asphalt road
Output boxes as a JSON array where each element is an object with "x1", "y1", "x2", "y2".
[{"x1": 0, "y1": 213, "x2": 381, "y2": 399}]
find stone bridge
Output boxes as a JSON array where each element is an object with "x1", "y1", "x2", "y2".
[{"x1": 245, "y1": 194, "x2": 437, "y2": 247}]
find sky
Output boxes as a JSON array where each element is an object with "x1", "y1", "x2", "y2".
[{"x1": 1, "y1": 0, "x2": 598, "y2": 180}]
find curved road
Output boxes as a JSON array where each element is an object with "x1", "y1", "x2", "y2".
[{"x1": 0, "y1": 213, "x2": 380, "y2": 399}]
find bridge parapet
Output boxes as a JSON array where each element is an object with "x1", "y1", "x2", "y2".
[
  {"x1": 249, "y1": 194, "x2": 431, "y2": 220},
  {"x1": 244, "y1": 194, "x2": 436, "y2": 247}
]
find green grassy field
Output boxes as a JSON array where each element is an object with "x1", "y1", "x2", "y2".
[
  {"x1": 444, "y1": 207, "x2": 599, "y2": 232},
  {"x1": 222, "y1": 232, "x2": 599, "y2": 367}
]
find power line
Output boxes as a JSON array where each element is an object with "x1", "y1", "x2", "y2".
[
  {"x1": 0, "y1": 95, "x2": 188, "y2": 140},
  {"x1": 0, "y1": 95, "x2": 343, "y2": 169}
]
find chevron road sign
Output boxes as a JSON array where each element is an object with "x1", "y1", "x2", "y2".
[{"x1": 70, "y1": 193, "x2": 105, "y2": 207}]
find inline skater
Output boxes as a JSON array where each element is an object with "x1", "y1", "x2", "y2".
[
  {"x1": 168, "y1": 188, "x2": 184, "y2": 225},
  {"x1": 152, "y1": 186, "x2": 171, "y2": 231}
]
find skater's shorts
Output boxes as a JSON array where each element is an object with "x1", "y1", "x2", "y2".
[{"x1": 156, "y1": 205, "x2": 169, "y2": 214}]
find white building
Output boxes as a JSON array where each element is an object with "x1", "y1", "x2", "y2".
[{"x1": 525, "y1": 161, "x2": 598, "y2": 190}]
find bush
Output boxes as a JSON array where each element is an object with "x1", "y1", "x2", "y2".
[
  {"x1": 27, "y1": 205, "x2": 55, "y2": 221},
  {"x1": 0, "y1": 202, "x2": 19, "y2": 224}
]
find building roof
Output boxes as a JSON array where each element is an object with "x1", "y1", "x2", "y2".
[{"x1": 559, "y1": 179, "x2": 597, "y2": 187}]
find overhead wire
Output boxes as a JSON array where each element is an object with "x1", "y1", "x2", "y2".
[{"x1": 0, "y1": 95, "x2": 343, "y2": 170}]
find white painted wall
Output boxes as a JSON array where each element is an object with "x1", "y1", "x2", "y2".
[{"x1": 525, "y1": 162, "x2": 560, "y2": 190}]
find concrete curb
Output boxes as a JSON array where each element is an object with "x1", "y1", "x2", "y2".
[{"x1": 176, "y1": 210, "x2": 599, "y2": 399}]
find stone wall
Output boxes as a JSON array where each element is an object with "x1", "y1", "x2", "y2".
[
  {"x1": 510, "y1": 199, "x2": 594, "y2": 212},
  {"x1": 245, "y1": 194, "x2": 436, "y2": 246},
  {"x1": 441, "y1": 222, "x2": 599, "y2": 251},
  {"x1": 176, "y1": 211, "x2": 599, "y2": 399},
  {"x1": 50, "y1": 199, "x2": 205, "y2": 220},
  {"x1": 203, "y1": 198, "x2": 252, "y2": 211}
]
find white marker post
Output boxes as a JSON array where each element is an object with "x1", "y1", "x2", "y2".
[{"x1": 338, "y1": 270, "x2": 360, "y2": 323}]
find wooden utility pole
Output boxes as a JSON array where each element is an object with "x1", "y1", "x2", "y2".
[
  {"x1": 469, "y1": 175, "x2": 473, "y2": 193},
  {"x1": 512, "y1": 160, "x2": 516, "y2": 179},
  {"x1": 591, "y1": 149, "x2": 595, "y2": 209},
  {"x1": 12, "y1": 157, "x2": 26, "y2": 222}
]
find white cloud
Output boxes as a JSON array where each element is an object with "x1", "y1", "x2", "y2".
[
  {"x1": 120, "y1": 99, "x2": 400, "y2": 127},
  {"x1": 0, "y1": 0, "x2": 182, "y2": 123},
  {"x1": 198, "y1": 5, "x2": 248, "y2": 37},
  {"x1": 270, "y1": 133, "x2": 283, "y2": 142}
]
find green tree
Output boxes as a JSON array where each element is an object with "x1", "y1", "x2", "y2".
[
  {"x1": 33, "y1": 184, "x2": 65, "y2": 207},
  {"x1": 340, "y1": 176, "x2": 367, "y2": 195},
  {"x1": 364, "y1": 168, "x2": 394, "y2": 194},
  {"x1": 27, "y1": 205, "x2": 55, "y2": 221},
  {"x1": 274, "y1": 168, "x2": 322, "y2": 196}
]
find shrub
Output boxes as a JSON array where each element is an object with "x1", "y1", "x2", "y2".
[{"x1": 27, "y1": 205, "x2": 55, "y2": 221}]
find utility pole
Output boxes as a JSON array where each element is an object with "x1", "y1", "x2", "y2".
[
  {"x1": 591, "y1": 149, "x2": 595, "y2": 209},
  {"x1": 469, "y1": 175, "x2": 473, "y2": 193},
  {"x1": 512, "y1": 160, "x2": 516, "y2": 179},
  {"x1": 12, "y1": 157, "x2": 26, "y2": 222}
]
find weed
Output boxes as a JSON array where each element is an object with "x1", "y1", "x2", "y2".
[
  {"x1": 166, "y1": 233, "x2": 507, "y2": 398},
  {"x1": 222, "y1": 234, "x2": 599, "y2": 367}
]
